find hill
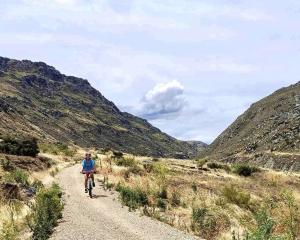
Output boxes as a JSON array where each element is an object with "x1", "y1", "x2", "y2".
[
  {"x1": 0, "y1": 56, "x2": 206, "y2": 158},
  {"x1": 202, "y1": 82, "x2": 300, "y2": 171}
]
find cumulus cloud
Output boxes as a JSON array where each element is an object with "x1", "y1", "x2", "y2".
[{"x1": 140, "y1": 80, "x2": 187, "y2": 119}]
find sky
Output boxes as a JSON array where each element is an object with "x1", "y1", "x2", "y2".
[{"x1": 1, "y1": 0, "x2": 300, "y2": 143}]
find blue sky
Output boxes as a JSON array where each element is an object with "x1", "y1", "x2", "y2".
[{"x1": 1, "y1": 0, "x2": 300, "y2": 143}]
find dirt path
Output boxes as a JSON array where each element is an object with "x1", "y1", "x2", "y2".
[{"x1": 50, "y1": 164, "x2": 200, "y2": 240}]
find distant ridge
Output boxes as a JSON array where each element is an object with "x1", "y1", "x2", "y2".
[{"x1": 0, "y1": 56, "x2": 206, "y2": 158}]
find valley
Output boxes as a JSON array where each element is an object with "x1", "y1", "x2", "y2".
[{"x1": 0, "y1": 57, "x2": 299, "y2": 240}]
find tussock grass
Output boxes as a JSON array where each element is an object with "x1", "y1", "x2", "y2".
[
  {"x1": 222, "y1": 185, "x2": 251, "y2": 208},
  {"x1": 95, "y1": 153, "x2": 300, "y2": 240},
  {"x1": 3, "y1": 169, "x2": 29, "y2": 186}
]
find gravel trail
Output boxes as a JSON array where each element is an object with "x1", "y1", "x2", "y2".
[{"x1": 50, "y1": 164, "x2": 200, "y2": 240}]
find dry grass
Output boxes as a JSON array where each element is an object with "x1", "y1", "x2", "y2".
[
  {"x1": 0, "y1": 149, "x2": 79, "y2": 239},
  {"x1": 96, "y1": 153, "x2": 300, "y2": 240}
]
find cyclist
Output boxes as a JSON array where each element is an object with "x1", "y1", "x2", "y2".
[{"x1": 81, "y1": 153, "x2": 96, "y2": 193}]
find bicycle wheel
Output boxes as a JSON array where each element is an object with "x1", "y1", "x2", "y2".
[{"x1": 88, "y1": 179, "x2": 92, "y2": 198}]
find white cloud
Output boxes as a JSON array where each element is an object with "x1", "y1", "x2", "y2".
[
  {"x1": 140, "y1": 0, "x2": 272, "y2": 22},
  {"x1": 1, "y1": 0, "x2": 295, "y2": 144},
  {"x1": 201, "y1": 61, "x2": 258, "y2": 73},
  {"x1": 139, "y1": 80, "x2": 187, "y2": 119}
]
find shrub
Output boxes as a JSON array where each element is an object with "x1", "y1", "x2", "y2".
[
  {"x1": 113, "y1": 151, "x2": 123, "y2": 158},
  {"x1": 170, "y1": 190, "x2": 181, "y2": 207},
  {"x1": 232, "y1": 163, "x2": 260, "y2": 177},
  {"x1": 0, "y1": 137, "x2": 39, "y2": 157},
  {"x1": 125, "y1": 165, "x2": 144, "y2": 176},
  {"x1": 143, "y1": 163, "x2": 154, "y2": 173},
  {"x1": 116, "y1": 157, "x2": 136, "y2": 167},
  {"x1": 157, "y1": 187, "x2": 168, "y2": 199},
  {"x1": 196, "y1": 158, "x2": 208, "y2": 168},
  {"x1": 3, "y1": 169, "x2": 29, "y2": 186},
  {"x1": 116, "y1": 184, "x2": 148, "y2": 211},
  {"x1": 222, "y1": 185, "x2": 251, "y2": 208},
  {"x1": 156, "y1": 198, "x2": 167, "y2": 211},
  {"x1": 280, "y1": 191, "x2": 299, "y2": 239},
  {"x1": 191, "y1": 208, "x2": 217, "y2": 236},
  {"x1": 101, "y1": 147, "x2": 111, "y2": 154},
  {"x1": 192, "y1": 208, "x2": 208, "y2": 228},
  {"x1": 191, "y1": 182, "x2": 197, "y2": 193},
  {"x1": 0, "y1": 157, "x2": 15, "y2": 171},
  {"x1": 106, "y1": 182, "x2": 115, "y2": 190},
  {"x1": 207, "y1": 162, "x2": 231, "y2": 171},
  {"x1": 39, "y1": 143, "x2": 75, "y2": 157},
  {"x1": 28, "y1": 183, "x2": 63, "y2": 240},
  {"x1": 244, "y1": 208, "x2": 282, "y2": 240},
  {"x1": 31, "y1": 180, "x2": 44, "y2": 191},
  {"x1": 152, "y1": 162, "x2": 169, "y2": 188}
]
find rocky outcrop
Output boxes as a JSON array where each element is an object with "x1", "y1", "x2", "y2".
[{"x1": 202, "y1": 82, "x2": 300, "y2": 171}]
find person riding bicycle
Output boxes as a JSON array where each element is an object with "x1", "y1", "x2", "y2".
[{"x1": 81, "y1": 153, "x2": 96, "y2": 193}]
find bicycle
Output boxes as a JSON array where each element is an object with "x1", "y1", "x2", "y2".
[{"x1": 81, "y1": 171, "x2": 95, "y2": 198}]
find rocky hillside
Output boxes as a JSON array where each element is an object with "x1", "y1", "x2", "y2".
[
  {"x1": 0, "y1": 56, "x2": 206, "y2": 158},
  {"x1": 202, "y1": 82, "x2": 300, "y2": 171}
]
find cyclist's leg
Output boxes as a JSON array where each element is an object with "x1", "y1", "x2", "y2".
[{"x1": 90, "y1": 173, "x2": 95, "y2": 187}]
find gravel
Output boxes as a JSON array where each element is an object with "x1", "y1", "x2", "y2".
[{"x1": 50, "y1": 165, "x2": 201, "y2": 240}]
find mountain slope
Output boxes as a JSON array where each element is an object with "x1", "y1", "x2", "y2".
[
  {"x1": 203, "y1": 82, "x2": 300, "y2": 171},
  {"x1": 0, "y1": 56, "x2": 205, "y2": 158}
]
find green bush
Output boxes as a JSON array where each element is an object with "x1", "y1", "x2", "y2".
[
  {"x1": 0, "y1": 157, "x2": 15, "y2": 171},
  {"x1": 116, "y1": 157, "x2": 136, "y2": 167},
  {"x1": 157, "y1": 187, "x2": 168, "y2": 199},
  {"x1": 156, "y1": 198, "x2": 167, "y2": 210},
  {"x1": 196, "y1": 158, "x2": 208, "y2": 168},
  {"x1": 191, "y1": 208, "x2": 217, "y2": 234},
  {"x1": 125, "y1": 165, "x2": 144, "y2": 176},
  {"x1": 143, "y1": 163, "x2": 154, "y2": 173},
  {"x1": 170, "y1": 190, "x2": 181, "y2": 207},
  {"x1": 106, "y1": 182, "x2": 115, "y2": 190},
  {"x1": 244, "y1": 208, "x2": 283, "y2": 240},
  {"x1": 152, "y1": 162, "x2": 169, "y2": 188},
  {"x1": 39, "y1": 143, "x2": 75, "y2": 157},
  {"x1": 102, "y1": 147, "x2": 111, "y2": 153},
  {"x1": 28, "y1": 183, "x2": 63, "y2": 240},
  {"x1": 192, "y1": 208, "x2": 208, "y2": 228},
  {"x1": 0, "y1": 137, "x2": 39, "y2": 157},
  {"x1": 222, "y1": 185, "x2": 251, "y2": 208},
  {"x1": 31, "y1": 179, "x2": 44, "y2": 191},
  {"x1": 191, "y1": 182, "x2": 198, "y2": 193},
  {"x1": 232, "y1": 163, "x2": 260, "y2": 177},
  {"x1": 280, "y1": 191, "x2": 299, "y2": 239},
  {"x1": 3, "y1": 168, "x2": 29, "y2": 186},
  {"x1": 113, "y1": 151, "x2": 123, "y2": 158},
  {"x1": 207, "y1": 162, "x2": 231, "y2": 171},
  {"x1": 116, "y1": 184, "x2": 148, "y2": 211}
]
